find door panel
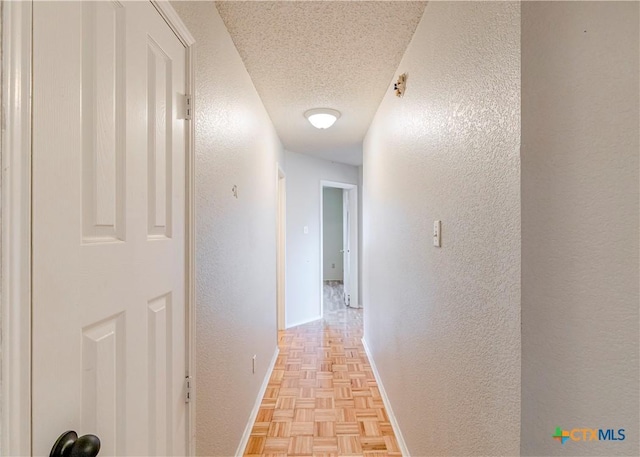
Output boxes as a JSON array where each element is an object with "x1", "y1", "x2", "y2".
[
  {"x1": 147, "y1": 292, "x2": 173, "y2": 455},
  {"x1": 32, "y1": 1, "x2": 187, "y2": 455},
  {"x1": 147, "y1": 35, "x2": 173, "y2": 239},
  {"x1": 81, "y1": 313, "x2": 126, "y2": 455},
  {"x1": 81, "y1": 1, "x2": 126, "y2": 243}
]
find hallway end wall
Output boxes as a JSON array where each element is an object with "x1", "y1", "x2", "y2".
[
  {"x1": 171, "y1": 3, "x2": 283, "y2": 456},
  {"x1": 363, "y1": 2, "x2": 521, "y2": 455},
  {"x1": 285, "y1": 150, "x2": 358, "y2": 327},
  {"x1": 521, "y1": 2, "x2": 639, "y2": 455}
]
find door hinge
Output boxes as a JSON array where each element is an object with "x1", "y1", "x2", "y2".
[
  {"x1": 185, "y1": 375, "x2": 192, "y2": 403},
  {"x1": 179, "y1": 94, "x2": 193, "y2": 120},
  {"x1": 185, "y1": 95, "x2": 192, "y2": 121}
]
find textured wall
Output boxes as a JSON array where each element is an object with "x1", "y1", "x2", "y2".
[
  {"x1": 0, "y1": 5, "x2": 3, "y2": 444},
  {"x1": 171, "y1": 3, "x2": 283, "y2": 455},
  {"x1": 521, "y1": 2, "x2": 640, "y2": 456},
  {"x1": 363, "y1": 2, "x2": 521, "y2": 455},
  {"x1": 285, "y1": 150, "x2": 358, "y2": 327},
  {"x1": 322, "y1": 187, "x2": 344, "y2": 281},
  {"x1": 358, "y1": 165, "x2": 363, "y2": 307}
]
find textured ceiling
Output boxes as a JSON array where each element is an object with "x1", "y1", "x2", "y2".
[{"x1": 215, "y1": 1, "x2": 427, "y2": 166}]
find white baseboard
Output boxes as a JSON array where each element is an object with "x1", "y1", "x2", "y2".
[
  {"x1": 361, "y1": 338, "x2": 410, "y2": 457},
  {"x1": 285, "y1": 315, "x2": 322, "y2": 329},
  {"x1": 235, "y1": 346, "x2": 280, "y2": 457}
]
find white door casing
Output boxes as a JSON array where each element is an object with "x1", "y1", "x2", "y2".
[
  {"x1": 31, "y1": 1, "x2": 192, "y2": 455},
  {"x1": 1, "y1": 2, "x2": 33, "y2": 454}
]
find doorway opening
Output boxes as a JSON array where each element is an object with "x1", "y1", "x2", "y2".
[
  {"x1": 276, "y1": 165, "x2": 287, "y2": 331},
  {"x1": 320, "y1": 181, "x2": 359, "y2": 316}
]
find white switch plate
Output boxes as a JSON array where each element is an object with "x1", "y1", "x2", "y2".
[
  {"x1": 303, "y1": 226, "x2": 309, "y2": 235},
  {"x1": 433, "y1": 220, "x2": 441, "y2": 247}
]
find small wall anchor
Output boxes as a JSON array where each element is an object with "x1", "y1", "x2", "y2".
[{"x1": 394, "y1": 73, "x2": 407, "y2": 97}]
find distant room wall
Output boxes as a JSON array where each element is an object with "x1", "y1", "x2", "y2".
[{"x1": 322, "y1": 187, "x2": 344, "y2": 282}]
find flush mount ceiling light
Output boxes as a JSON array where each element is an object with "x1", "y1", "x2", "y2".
[{"x1": 304, "y1": 108, "x2": 341, "y2": 129}]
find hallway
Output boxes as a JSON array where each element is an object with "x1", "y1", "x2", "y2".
[
  {"x1": 243, "y1": 295, "x2": 400, "y2": 456},
  {"x1": 4, "y1": 1, "x2": 637, "y2": 456}
]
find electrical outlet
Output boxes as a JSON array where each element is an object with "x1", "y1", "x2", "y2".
[
  {"x1": 252, "y1": 355, "x2": 256, "y2": 374},
  {"x1": 332, "y1": 263, "x2": 335, "y2": 269}
]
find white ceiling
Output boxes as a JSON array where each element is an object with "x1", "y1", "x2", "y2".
[{"x1": 215, "y1": 1, "x2": 427, "y2": 166}]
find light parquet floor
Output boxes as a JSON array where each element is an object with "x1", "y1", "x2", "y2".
[{"x1": 244, "y1": 291, "x2": 401, "y2": 457}]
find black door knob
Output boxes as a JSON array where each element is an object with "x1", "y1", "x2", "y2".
[{"x1": 50, "y1": 431, "x2": 100, "y2": 457}]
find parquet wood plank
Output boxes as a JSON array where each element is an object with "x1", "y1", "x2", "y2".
[{"x1": 243, "y1": 306, "x2": 400, "y2": 456}]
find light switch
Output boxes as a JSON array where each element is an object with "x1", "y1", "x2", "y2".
[
  {"x1": 303, "y1": 226, "x2": 309, "y2": 235},
  {"x1": 433, "y1": 220, "x2": 441, "y2": 247}
]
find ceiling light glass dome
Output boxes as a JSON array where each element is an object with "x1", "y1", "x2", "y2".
[{"x1": 304, "y1": 108, "x2": 341, "y2": 129}]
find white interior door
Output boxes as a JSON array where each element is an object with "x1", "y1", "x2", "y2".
[
  {"x1": 342, "y1": 190, "x2": 351, "y2": 306},
  {"x1": 341, "y1": 188, "x2": 359, "y2": 308},
  {"x1": 32, "y1": 1, "x2": 188, "y2": 455},
  {"x1": 348, "y1": 188, "x2": 359, "y2": 308}
]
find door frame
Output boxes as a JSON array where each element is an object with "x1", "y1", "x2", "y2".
[
  {"x1": 276, "y1": 164, "x2": 287, "y2": 331},
  {"x1": 319, "y1": 180, "x2": 359, "y2": 316},
  {"x1": 0, "y1": 2, "x2": 197, "y2": 455},
  {"x1": 1, "y1": 2, "x2": 33, "y2": 454}
]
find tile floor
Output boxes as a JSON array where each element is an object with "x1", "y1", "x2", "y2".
[
  {"x1": 243, "y1": 283, "x2": 401, "y2": 456},
  {"x1": 323, "y1": 281, "x2": 346, "y2": 312}
]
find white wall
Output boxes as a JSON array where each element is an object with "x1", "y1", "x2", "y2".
[
  {"x1": 322, "y1": 187, "x2": 344, "y2": 281},
  {"x1": 171, "y1": 3, "x2": 283, "y2": 455},
  {"x1": 285, "y1": 150, "x2": 358, "y2": 327},
  {"x1": 0, "y1": 9, "x2": 3, "y2": 444},
  {"x1": 363, "y1": 2, "x2": 521, "y2": 455},
  {"x1": 357, "y1": 165, "x2": 363, "y2": 307},
  {"x1": 521, "y1": 2, "x2": 639, "y2": 455}
]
